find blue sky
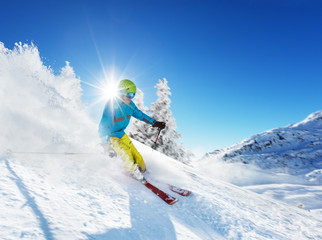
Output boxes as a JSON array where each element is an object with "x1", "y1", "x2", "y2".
[{"x1": 1, "y1": 0, "x2": 322, "y2": 155}]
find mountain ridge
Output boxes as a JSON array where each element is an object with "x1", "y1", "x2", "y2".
[{"x1": 203, "y1": 111, "x2": 322, "y2": 175}]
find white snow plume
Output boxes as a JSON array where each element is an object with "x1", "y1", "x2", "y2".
[{"x1": 0, "y1": 42, "x2": 99, "y2": 154}]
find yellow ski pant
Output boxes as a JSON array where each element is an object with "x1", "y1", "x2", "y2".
[{"x1": 110, "y1": 134, "x2": 146, "y2": 173}]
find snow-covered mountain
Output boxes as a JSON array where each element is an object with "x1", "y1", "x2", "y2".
[
  {"x1": 202, "y1": 111, "x2": 322, "y2": 176},
  {"x1": 196, "y1": 111, "x2": 322, "y2": 214}
]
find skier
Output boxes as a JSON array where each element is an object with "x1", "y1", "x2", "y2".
[{"x1": 99, "y1": 79, "x2": 166, "y2": 182}]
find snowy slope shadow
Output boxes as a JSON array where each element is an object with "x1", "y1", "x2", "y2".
[
  {"x1": 85, "y1": 184, "x2": 177, "y2": 240},
  {"x1": 4, "y1": 158, "x2": 54, "y2": 240}
]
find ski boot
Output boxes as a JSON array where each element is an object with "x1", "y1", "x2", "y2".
[{"x1": 131, "y1": 167, "x2": 147, "y2": 184}]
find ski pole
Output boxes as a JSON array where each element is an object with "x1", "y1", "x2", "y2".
[{"x1": 152, "y1": 128, "x2": 162, "y2": 150}]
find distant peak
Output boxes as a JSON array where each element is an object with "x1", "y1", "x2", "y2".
[{"x1": 304, "y1": 110, "x2": 322, "y2": 122}]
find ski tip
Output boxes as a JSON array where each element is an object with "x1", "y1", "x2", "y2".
[
  {"x1": 168, "y1": 185, "x2": 192, "y2": 197},
  {"x1": 185, "y1": 191, "x2": 192, "y2": 196},
  {"x1": 168, "y1": 198, "x2": 179, "y2": 205}
]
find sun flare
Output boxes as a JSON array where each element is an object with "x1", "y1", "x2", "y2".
[
  {"x1": 80, "y1": 65, "x2": 132, "y2": 109},
  {"x1": 101, "y1": 80, "x2": 119, "y2": 101}
]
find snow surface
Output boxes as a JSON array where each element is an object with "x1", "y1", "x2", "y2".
[
  {"x1": 2, "y1": 148, "x2": 322, "y2": 240},
  {"x1": 1, "y1": 42, "x2": 322, "y2": 239}
]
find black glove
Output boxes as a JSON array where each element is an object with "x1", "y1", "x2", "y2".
[{"x1": 153, "y1": 121, "x2": 166, "y2": 130}]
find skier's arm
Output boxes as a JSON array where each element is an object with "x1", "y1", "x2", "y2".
[{"x1": 131, "y1": 102, "x2": 156, "y2": 125}]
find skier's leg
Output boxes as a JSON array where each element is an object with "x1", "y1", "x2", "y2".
[
  {"x1": 110, "y1": 136, "x2": 136, "y2": 172},
  {"x1": 110, "y1": 134, "x2": 146, "y2": 182},
  {"x1": 121, "y1": 134, "x2": 146, "y2": 173},
  {"x1": 131, "y1": 144, "x2": 146, "y2": 173}
]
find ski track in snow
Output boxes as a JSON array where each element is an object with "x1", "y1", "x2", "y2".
[{"x1": 1, "y1": 149, "x2": 321, "y2": 240}]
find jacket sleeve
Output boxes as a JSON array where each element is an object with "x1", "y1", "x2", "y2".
[
  {"x1": 98, "y1": 102, "x2": 114, "y2": 138},
  {"x1": 131, "y1": 102, "x2": 156, "y2": 125}
]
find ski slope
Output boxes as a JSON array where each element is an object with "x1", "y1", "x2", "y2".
[
  {"x1": 1, "y1": 142, "x2": 322, "y2": 239},
  {"x1": 1, "y1": 42, "x2": 322, "y2": 239}
]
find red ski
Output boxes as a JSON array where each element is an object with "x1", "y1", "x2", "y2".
[
  {"x1": 168, "y1": 185, "x2": 192, "y2": 196},
  {"x1": 144, "y1": 181, "x2": 178, "y2": 205}
]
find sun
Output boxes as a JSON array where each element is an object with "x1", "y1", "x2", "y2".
[
  {"x1": 101, "y1": 80, "x2": 119, "y2": 101},
  {"x1": 79, "y1": 65, "x2": 129, "y2": 108}
]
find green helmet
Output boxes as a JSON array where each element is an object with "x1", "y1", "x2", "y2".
[{"x1": 118, "y1": 79, "x2": 136, "y2": 93}]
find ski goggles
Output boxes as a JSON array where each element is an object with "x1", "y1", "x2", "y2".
[{"x1": 120, "y1": 90, "x2": 136, "y2": 99}]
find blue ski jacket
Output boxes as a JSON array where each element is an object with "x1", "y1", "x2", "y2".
[{"x1": 98, "y1": 98, "x2": 156, "y2": 140}]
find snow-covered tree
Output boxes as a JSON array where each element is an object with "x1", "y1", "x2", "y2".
[
  {"x1": 129, "y1": 89, "x2": 154, "y2": 146},
  {"x1": 129, "y1": 78, "x2": 193, "y2": 163},
  {"x1": 148, "y1": 78, "x2": 193, "y2": 164}
]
